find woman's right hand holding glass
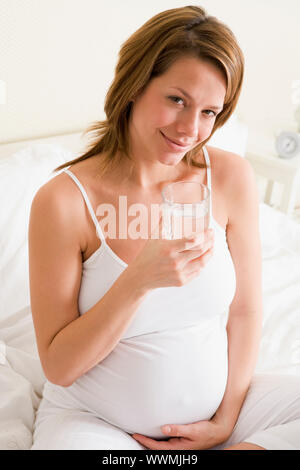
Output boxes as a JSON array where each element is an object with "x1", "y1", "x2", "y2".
[{"x1": 128, "y1": 215, "x2": 214, "y2": 292}]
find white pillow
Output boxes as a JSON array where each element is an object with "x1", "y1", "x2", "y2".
[
  {"x1": 0, "y1": 143, "x2": 72, "y2": 321},
  {"x1": 259, "y1": 202, "x2": 300, "y2": 257}
]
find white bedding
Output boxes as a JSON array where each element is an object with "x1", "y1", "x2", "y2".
[{"x1": 0, "y1": 139, "x2": 299, "y2": 450}]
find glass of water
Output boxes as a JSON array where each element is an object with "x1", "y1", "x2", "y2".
[{"x1": 161, "y1": 181, "x2": 210, "y2": 240}]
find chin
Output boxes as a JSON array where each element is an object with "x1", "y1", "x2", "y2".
[{"x1": 158, "y1": 152, "x2": 185, "y2": 166}]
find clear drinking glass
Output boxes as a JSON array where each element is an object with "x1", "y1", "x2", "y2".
[{"x1": 161, "y1": 181, "x2": 210, "y2": 240}]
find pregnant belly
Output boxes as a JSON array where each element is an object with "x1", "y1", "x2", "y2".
[{"x1": 51, "y1": 317, "x2": 228, "y2": 439}]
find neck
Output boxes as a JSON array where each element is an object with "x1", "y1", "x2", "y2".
[{"x1": 111, "y1": 151, "x2": 188, "y2": 191}]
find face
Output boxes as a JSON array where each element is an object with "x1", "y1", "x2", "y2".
[{"x1": 128, "y1": 55, "x2": 227, "y2": 167}]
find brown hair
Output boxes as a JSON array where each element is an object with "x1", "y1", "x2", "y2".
[{"x1": 54, "y1": 5, "x2": 244, "y2": 176}]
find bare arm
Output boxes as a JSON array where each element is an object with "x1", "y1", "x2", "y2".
[
  {"x1": 29, "y1": 178, "x2": 148, "y2": 387},
  {"x1": 213, "y1": 155, "x2": 263, "y2": 435}
]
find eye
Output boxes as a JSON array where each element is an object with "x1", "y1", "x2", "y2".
[
  {"x1": 203, "y1": 110, "x2": 217, "y2": 118},
  {"x1": 168, "y1": 95, "x2": 185, "y2": 105}
]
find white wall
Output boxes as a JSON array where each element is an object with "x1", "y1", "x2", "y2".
[{"x1": 1, "y1": 0, "x2": 299, "y2": 149}]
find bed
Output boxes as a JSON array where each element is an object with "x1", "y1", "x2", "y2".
[{"x1": 0, "y1": 119, "x2": 299, "y2": 450}]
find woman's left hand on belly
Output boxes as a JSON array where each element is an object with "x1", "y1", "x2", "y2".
[{"x1": 131, "y1": 416, "x2": 231, "y2": 450}]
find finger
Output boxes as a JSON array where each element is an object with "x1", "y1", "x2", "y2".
[
  {"x1": 189, "y1": 245, "x2": 214, "y2": 265},
  {"x1": 132, "y1": 434, "x2": 193, "y2": 450},
  {"x1": 186, "y1": 249, "x2": 214, "y2": 279},
  {"x1": 181, "y1": 240, "x2": 214, "y2": 263},
  {"x1": 161, "y1": 424, "x2": 197, "y2": 439},
  {"x1": 131, "y1": 433, "x2": 173, "y2": 450},
  {"x1": 177, "y1": 229, "x2": 214, "y2": 252}
]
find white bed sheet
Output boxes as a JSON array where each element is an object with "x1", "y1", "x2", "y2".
[
  {"x1": 256, "y1": 204, "x2": 300, "y2": 376},
  {"x1": 0, "y1": 138, "x2": 299, "y2": 450},
  {"x1": 0, "y1": 307, "x2": 44, "y2": 449}
]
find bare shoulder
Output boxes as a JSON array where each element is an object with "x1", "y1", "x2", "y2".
[
  {"x1": 207, "y1": 145, "x2": 253, "y2": 182},
  {"x1": 30, "y1": 171, "x2": 88, "y2": 251},
  {"x1": 207, "y1": 145, "x2": 258, "y2": 222},
  {"x1": 32, "y1": 170, "x2": 83, "y2": 210}
]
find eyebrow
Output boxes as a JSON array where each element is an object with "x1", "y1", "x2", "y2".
[{"x1": 170, "y1": 86, "x2": 223, "y2": 111}]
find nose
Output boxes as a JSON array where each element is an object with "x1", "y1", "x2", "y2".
[{"x1": 175, "y1": 108, "x2": 199, "y2": 140}]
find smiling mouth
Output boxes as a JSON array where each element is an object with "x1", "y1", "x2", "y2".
[{"x1": 160, "y1": 131, "x2": 193, "y2": 150}]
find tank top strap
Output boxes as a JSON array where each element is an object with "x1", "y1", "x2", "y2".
[
  {"x1": 202, "y1": 146, "x2": 213, "y2": 228},
  {"x1": 64, "y1": 168, "x2": 106, "y2": 243},
  {"x1": 202, "y1": 146, "x2": 211, "y2": 191}
]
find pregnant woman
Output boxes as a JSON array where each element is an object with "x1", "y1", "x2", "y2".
[{"x1": 29, "y1": 6, "x2": 300, "y2": 450}]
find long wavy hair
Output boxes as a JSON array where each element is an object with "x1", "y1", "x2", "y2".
[{"x1": 54, "y1": 5, "x2": 244, "y2": 176}]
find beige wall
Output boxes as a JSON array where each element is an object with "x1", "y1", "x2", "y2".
[{"x1": 1, "y1": 0, "x2": 299, "y2": 148}]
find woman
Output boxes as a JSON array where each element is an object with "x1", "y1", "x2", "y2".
[{"x1": 29, "y1": 6, "x2": 300, "y2": 450}]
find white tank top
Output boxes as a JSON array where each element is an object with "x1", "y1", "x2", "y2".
[{"x1": 42, "y1": 146, "x2": 236, "y2": 439}]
